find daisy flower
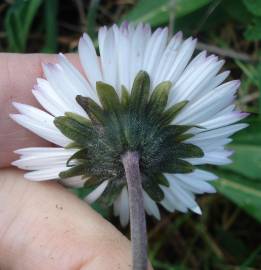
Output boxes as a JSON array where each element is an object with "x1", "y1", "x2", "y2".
[{"x1": 11, "y1": 22, "x2": 248, "y2": 269}]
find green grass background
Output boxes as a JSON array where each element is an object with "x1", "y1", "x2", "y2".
[{"x1": 1, "y1": 0, "x2": 260, "y2": 269}]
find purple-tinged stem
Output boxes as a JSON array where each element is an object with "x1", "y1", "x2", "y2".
[{"x1": 121, "y1": 151, "x2": 147, "y2": 270}]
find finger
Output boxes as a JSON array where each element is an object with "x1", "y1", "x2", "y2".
[
  {"x1": 0, "y1": 169, "x2": 152, "y2": 270},
  {"x1": 0, "y1": 53, "x2": 80, "y2": 168}
]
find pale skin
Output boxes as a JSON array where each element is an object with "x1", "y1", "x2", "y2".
[{"x1": 0, "y1": 53, "x2": 152, "y2": 270}]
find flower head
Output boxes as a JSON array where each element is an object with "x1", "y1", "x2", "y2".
[{"x1": 11, "y1": 22, "x2": 248, "y2": 226}]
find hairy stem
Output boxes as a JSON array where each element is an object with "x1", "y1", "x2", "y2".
[{"x1": 121, "y1": 151, "x2": 147, "y2": 270}]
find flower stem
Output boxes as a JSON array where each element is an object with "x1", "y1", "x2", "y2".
[{"x1": 121, "y1": 151, "x2": 147, "y2": 270}]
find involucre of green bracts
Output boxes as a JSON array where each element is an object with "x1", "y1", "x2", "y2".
[{"x1": 54, "y1": 71, "x2": 204, "y2": 204}]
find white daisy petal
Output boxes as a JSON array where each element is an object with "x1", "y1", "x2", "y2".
[
  {"x1": 175, "y1": 175, "x2": 216, "y2": 194},
  {"x1": 167, "y1": 37, "x2": 197, "y2": 83},
  {"x1": 12, "y1": 147, "x2": 76, "y2": 170},
  {"x1": 190, "y1": 138, "x2": 232, "y2": 152},
  {"x1": 201, "y1": 70, "x2": 230, "y2": 96},
  {"x1": 113, "y1": 197, "x2": 120, "y2": 217},
  {"x1": 12, "y1": 155, "x2": 69, "y2": 170},
  {"x1": 98, "y1": 26, "x2": 107, "y2": 54},
  {"x1": 25, "y1": 166, "x2": 68, "y2": 181},
  {"x1": 79, "y1": 33, "x2": 103, "y2": 89},
  {"x1": 35, "y1": 78, "x2": 70, "y2": 114},
  {"x1": 169, "y1": 56, "x2": 225, "y2": 105},
  {"x1": 12, "y1": 102, "x2": 55, "y2": 128},
  {"x1": 165, "y1": 174, "x2": 202, "y2": 215},
  {"x1": 199, "y1": 112, "x2": 249, "y2": 130},
  {"x1": 113, "y1": 24, "x2": 131, "y2": 90},
  {"x1": 160, "y1": 185, "x2": 188, "y2": 213},
  {"x1": 188, "y1": 123, "x2": 248, "y2": 143},
  {"x1": 10, "y1": 114, "x2": 70, "y2": 146},
  {"x1": 160, "y1": 191, "x2": 176, "y2": 212},
  {"x1": 181, "y1": 169, "x2": 218, "y2": 181},
  {"x1": 85, "y1": 180, "x2": 109, "y2": 204},
  {"x1": 174, "y1": 80, "x2": 240, "y2": 124},
  {"x1": 192, "y1": 206, "x2": 202, "y2": 215},
  {"x1": 32, "y1": 89, "x2": 64, "y2": 117},
  {"x1": 14, "y1": 147, "x2": 75, "y2": 156},
  {"x1": 143, "y1": 190, "x2": 161, "y2": 220},
  {"x1": 186, "y1": 149, "x2": 233, "y2": 165},
  {"x1": 60, "y1": 176, "x2": 85, "y2": 188},
  {"x1": 99, "y1": 27, "x2": 118, "y2": 90},
  {"x1": 143, "y1": 27, "x2": 168, "y2": 81},
  {"x1": 130, "y1": 23, "x2": 151, "y2": 86},
  {"x1": 153, "y1": 31, "x2": 183, "y2": 86},
  {"x1": 182, "y1": 50, "x2": 208, "y2": 73},
  {"x1": 43, "y1": 63, "x2": 85, "y2": 115},
  {"x1": 115, "y1": 187, "x2": 130, "y2": 227},
  {"x1": 43, "y1": 64, "x2": 84, "y2": 114},
  {"x1": 58, "y1": 53, "x2": 98, "y2": 102}
]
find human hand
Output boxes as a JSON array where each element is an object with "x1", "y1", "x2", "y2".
[{"x1": 0, "y1": 54, "x2": 152, "y2": 270}]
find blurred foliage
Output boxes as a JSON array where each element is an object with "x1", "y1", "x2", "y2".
[
  {"x1": 0, "y1": 0, "x2": 261, "y2": 269},
  {"x1": 121, "y1": 0, "x2": 213, "y2": 26},
  {"x1": 4, "y1": 0, "x2": 42, "y2": 51}
]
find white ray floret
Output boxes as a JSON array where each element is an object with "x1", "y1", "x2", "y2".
[
  {"x1": 85, "y1": 180, "x2": 109, "y2": 204},
  {"x1": 143, "y1": 190, "x2": 161, "y2": 220},
  {"x1": 114, "y1": 187, "x2": 130, "y2": 227},
  {"x1": 11, "y1": 22, "x2": 248, "y2": 224}
]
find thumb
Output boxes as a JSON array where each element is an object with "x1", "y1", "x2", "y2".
[{"x1": 0, "y1": 169, "x2": 152, "y2": 270}]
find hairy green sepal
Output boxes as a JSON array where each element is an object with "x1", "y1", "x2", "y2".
[{"x1": 54, "y1": 71, "x2": 204, "y2": 205}]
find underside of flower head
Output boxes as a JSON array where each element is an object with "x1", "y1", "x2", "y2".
[
  {"x1": 10, "y1": 22, "x2": 248, "y2": 226},
  {"x1": 54, "y1": 71, "x2": 204, "y2": 207}
]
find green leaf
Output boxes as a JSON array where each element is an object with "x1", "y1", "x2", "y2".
[
  {"x1": 160, "y1": 101, "x2": 188, "y2": 126},
  {"x1": 96, "y1": 81, "x2": 121, "y2": 113},
  {"x1": 224, "y1": 117, "x2": 261, "y2": 179},
  {"x1": 241, "y1": 245, "x2": 261, "y2": 268},
  {"x1": 232, "y1": 118, "x2": 260, "y2": 145},
  {"x1": 130, "y1": 71, "x2": 150, "y2": 114},
  {"x1": 255, "y1": 63, "x2": 261, "y2": 114},
  {"x1": 213, "y1": 171, "x2": 261, "y2": 222},
  {"x1": 121, "y1": 0, "x2": 213, "y2": 27},
  {"x1": 142, "y1": 174, "x2": 165, "y2": 202},
  {"x1": 217, "y1": 230, "x2": 248, "y2": 260},
  {"x1": 222, "y1": 0, "x2": 252, "y2": 24},
  {"x1": 147, "y1": 81, "x2": 172, "y2": 117},
  {"x1": 42, "y1": 0, "x2": 58, "y2": 53},
  {"x1": 174, "y1": 3, "x2": 227, "y2": 35},
  {"x1": 224, "y1": 144, "x2": 261, "y2": 179},
  {"x1": 86, "y1": 0, "x2": 100, "y2": 39},
  {"x1": 76, "y1": 95, "x2": 105, "y2": 124},
  {"x1": 4, "y1": 0, "x2": 43, "y2": 52},
  {"x1": 243, "y1": 0, "x2": 261, "y2": 16},
  {"x1": 244, "y1": 17, "x2": 261, "y2": 41}
]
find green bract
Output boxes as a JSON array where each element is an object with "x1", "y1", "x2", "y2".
[{"x1": 54, "y1": 71, "x2": 204, "y2": 204}]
